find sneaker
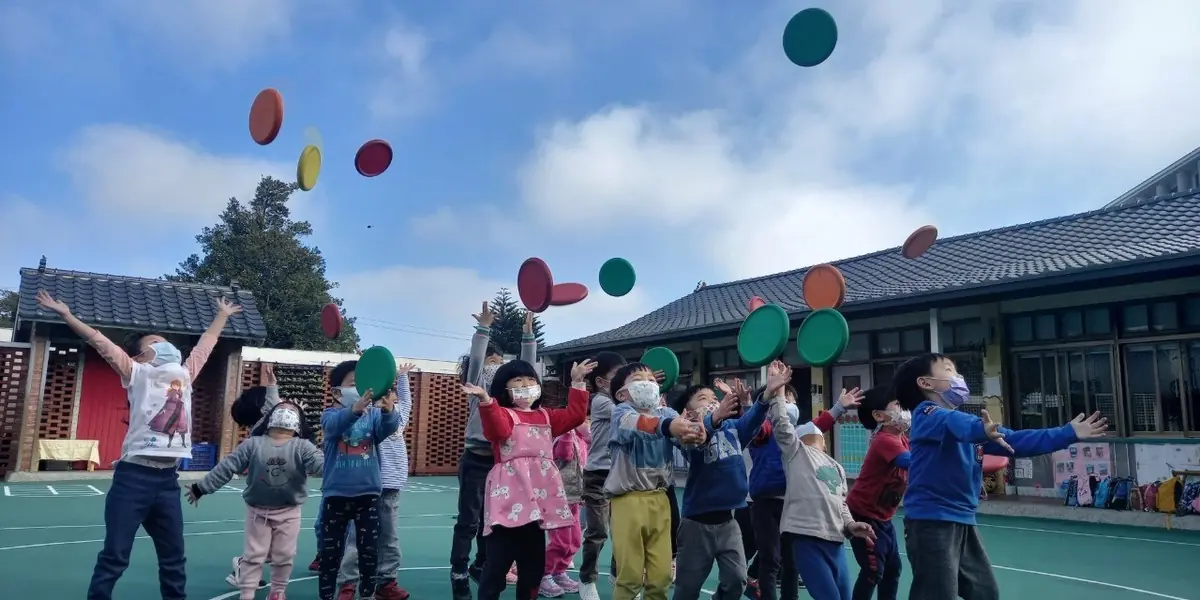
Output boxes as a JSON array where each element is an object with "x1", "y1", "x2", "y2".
[
  {"x1": 337, "y1": 583, "x2": 357, "y2": 600},
  {"x1": 452, "y1": 575, "x2": 473, "y2": 600},
  {"x1": 308, "y1": 554, "x2": 321, "y2": 572},
  {"x1": 552, "y1": 572, "x2": 580, "y2": 593},
  {"x1": 468, "y1": 563, "x2": 484, "y2": 583},
  {"x1": 539, "y1": 575, "x2": 565, "y2": 597},
  {"x1": 579, "y1": 581, "x2": 601, "y2": 600},
  {"x1": 742, "y1": 578, "x2": 760, "y2": 600},
  {"x1": 506, "y1": 565, "x2": 518, "y2": 585},
  {"x1": 267, "y1": 592, "x2": 286, "y2": 600},
  {"x1": 226, "y1": 557, "x2": 266, "y2": 588},
  {"x1": 672, "y1": 559, "x2": 677, "y2": 582},
  {"x1": 375, "y1": 580, "x2": 410, "y2": 600}
]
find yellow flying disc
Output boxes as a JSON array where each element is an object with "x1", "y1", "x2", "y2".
[{"x1": 296, "y1": 145, "x2": 321, "y2": 192}]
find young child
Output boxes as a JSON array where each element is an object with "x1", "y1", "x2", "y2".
[
  {"x1": 460, "y1": 358, "x2": 591, "y2": 600},
  {"x1": 187, "y1": 401, "x2": 323, "y2": 600},
  {"x1": 894, "y1": 353, "x2": 1108, "y2": 600},
  {"x1": 770, "y1": 372, "x2": 873, "y2": 600},
  {"x1": 317, "y1": 361, "x2": 402, "y2": 600},
  {"x1": 335, "y1": 366, "x2": 417, "y2": 600},
  {"x1": 668, "y1": 372, "x2": 772, "y2": 600},
  {"x1": 37, "y1": 290, "x2": 240, "y2": 600},
  {"x1": 606, "y1": 362, "x2": 706, "y2": 600},
  {"x1": 844, "y1": 386, "x2": 911, "y2": 600},
  {"x1": 578, "y1": 350, "x2": 628, "y2": 600},
  {"x1": 539, "y1": 418, "x2": 592, "y2": 597},
  {"x1": 451, "y1": 304, "x2": 538, "y2": 600}
]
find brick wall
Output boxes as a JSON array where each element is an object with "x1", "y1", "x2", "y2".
[
  {"x1": 0, "y1": 344, "x2": 32, "y2": 478},
  {"x1": 36, "y1": 344, "x2": 81, "y2": 441}
]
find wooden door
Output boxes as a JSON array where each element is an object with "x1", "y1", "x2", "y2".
[{"x1": 74, "y1": 348, "x2": 128, "y2": 468}]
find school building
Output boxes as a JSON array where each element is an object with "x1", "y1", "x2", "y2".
[{"x1": 542, "y1": 148, "x2": 1200, "y2": 502}]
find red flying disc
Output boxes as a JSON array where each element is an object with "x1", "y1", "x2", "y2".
[
  {"x1": 320, "y1": 303, "x2": 343, "y2": 339},
  {"x1": 355, "y1": 139, "x2": 393, "y2": 177},
  {"x1": 983, "y1": 455, "x2": 1009, "y2": 474},
  {"x1": 802, "y1": 264, "x2": 847, "y2": 310},
  {"x1": 902, "y1": 225, "x2": 939, "y2": 259},
  {"x1": 249, "y1": 88, "x2": 284, "y2": 146},
  {"x1": 550, "y1": 283, "x2": 589, "y2": 307},
  {"x1": 749, "y1": 296, "x2": 766, "y2": 311},
  {"x1": 517, "y1": 258, "x2": 554, "y2": 313}
]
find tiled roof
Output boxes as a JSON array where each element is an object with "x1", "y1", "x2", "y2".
[
  {"x1": 547, "y1": 193, "x2": 1200, "y2": 354},
  {"x1": 16, "y1": 267, "x2": 267, "y2": 340}
]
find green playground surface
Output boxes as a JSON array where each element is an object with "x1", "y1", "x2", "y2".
[{"x1": 1, "y1": 476, "x2": 1198, "y2": 599}]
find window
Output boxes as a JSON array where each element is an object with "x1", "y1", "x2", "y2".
[
  {"x1": 1123, "y1": 305, "x2": 1149, "y2": 334},
  {"x1": 1186, "y1": 342, "x2": 1200, "y2": 431},
  {"x1": 1011, "y1": 307, "x2": 1113, "y2": 345},
  {"x1": 1010, "y1": 316, "x2": 1034, "y2": 344},
  {"x1": 1014, "y1": 353, "x2": 1065, "y2": 430},
  {"x1": 941, "y1": 320, "x2": 986, "y2": 352},
  {"x1": 875, "y1": 328, "x2": 926, "y2": 356},
  {"x1": 1035, "y1": 314, "x2": 1057, "y2": 341},
  {"x1": 1124, "y1": 343, "x2": 1186, "y2": 433},
  {"x1": 1061, "y1": 311, "x2": 1084, "y2": 338},
  {"x1": 1013, "y1": 349, "x2": 1116, "y2": 431},
  {"x1": 706, "y1": 348, "x2": 742, "y2": 372},
  {"x1": 872, "y1": 361, "x2": 899, "y2": 392},
  {"x1": 839, "y1": 333, "x2": 870, "y2": 363},
  {"x1": 1085, "y1": 308, "x2": 1111, "y2": 335},
  {"x1": 876, "y1": 331, "x2": 900, "y2": 356},
  {"x1": 902, "y1": 329, "x2": 926, "y2": 353}
]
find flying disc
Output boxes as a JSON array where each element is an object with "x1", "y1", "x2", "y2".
[
  {"x1": 296, "y1": 145, "x2": 322, "y2": 192},
  {"x1": 355, "y1": 139, "x2": 393, "y2": 177},
  {"x1": 983, "y1": 455, "x2": 1009, "y2": 474},
  {"x1": 796, "y1": 308, "x2": 850, "y2": 367},
  {"x1": 248, "y1": 88, "x2": 284, "y2": 145},
  {"x1": 304, "y1": 126, "x2": 324, "y2": 150},
  {"x1": 782, "y1": 8, "x2": 838, "y2": 68},
  {"x1": 320, "y1": 303, "x2": 342, "y2": 339},
  {"x1": 902, "y1": 225, "x2": 939, "y2": 259},
  {"x1": 550, "y1": 282, "x2": 589, "y2": 307},
  {"x1": 749, "y1": 296, "x2": 767, "y2": 311},
  {"x1": 802, "y1": 264, "x2": 846, "y2": 310},
  {"x1": 355, "y1": 346, "x2": 398, "y2": 398},
  {"x1": 599, "y1": 257, "x2": 636, "y2": 297},
  {"x1": 737, "y1": 304, "x2": 790, "y2": 368},
  {"x1": 517, "y1": 258, "x2": 554, "y2": 313},
  {"x1": 641, "y1": 346, "x2": 680, "y2": 393}
]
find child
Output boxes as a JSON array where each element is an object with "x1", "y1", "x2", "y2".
[
  {"x1": 606, "y1": 362, "x2": 706, "y2": 600},
  {"x1": 769, "y1": 372, "x2": 873, "y2": 600},
  {"x1": 578, "y1": 350, "x2": 628, "y2": 600},
  {"x1": 451, "y1": 304, "x2": 538, "y2": 600},
  {"x1": 844, "y1": 386, "x2": 911, "y2": 600},
  {"x1": 335, "y1": 365, "x2": 417, "y2": 600},
  {"x1": 187, "y1": 401, "x2": 324, "y2": 600},
  {"x1": 460, "y1": 358, "x2": 591, "y2": 600},
  {"x1": 893, "y1": 353, "x2": 1108, "y2": 600},
  {"x1": 36, "y1": 290, "x2": 240, "y2": 600},
  {"x1": 668, "y1": 372, "x2": 772, "y2": 600},
  {"x1": 748, "y1": 383, "x2": 847, "y2": 600},
  {"x1": 539, "y1": 418, "x2": 592, "y2": 597},
  {"x1": 317, "y1": 361, "x2": 402, "y2": 600}
]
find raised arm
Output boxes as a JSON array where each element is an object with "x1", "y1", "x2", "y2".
[
  {"x1": 196, "y1": 440, "x2": 254, "y2": 494},
  {"x1": 612, "y1": 403, "x2": 678, "y2": 444},
  {"x1": 36, "y1": 290, "x2": 134, "y2": 380},
  {"x1": 547, "y1": 360, "x2": 595, "y2": 436},
  {"x1": 321, "y1": 406, "x2": 363, "y2": 439},
  {"x1": 987, "y1": 423, "x2": 1076, "y2": 458},
  {"x1": 769, "y1": 396, "x2": 800, "y2": 458},
  {"x1": 394, "y1": 371, "x2": 414, "y2": 433},
  {"x1": 909, "y1": 403, "x2": 988, "y2": 444},
  {"x1": 184, "y1": 297, "x2": 242, "y2": 380},
  {"x1": 520, "y1": 311, "x2": 538, "y2": 363},
  {"x1": 465, "y1": 301, "x2": 495, "y2": 387},
  {"x1": 299, "y1": 439, "x2": 325, "y2": 475}
]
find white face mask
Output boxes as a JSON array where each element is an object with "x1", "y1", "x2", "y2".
[
  {"x1": 481, "y1": 363, "x2": 501, "y2": 390},
  {"x1": 510, "y1": 384, "x2": 541, "y2": 409},
  {"x1": 785, "y1": 403, "x2": 801, "y2": 426},
  {"x1": 148, "y1": 342, "x2": 182, "y2": 367},
  {"x1": 268, "y1": 408, "x2": 301, "y2": 433},
  {"x1": 625, "y1": 380, "x2": 660, "y2": 411},
  {"x1": 883, "y1": 405, "x2": 912, "y2": 429},
  {"x1": 339, "y1": 387, "x2": 360, "y2": 407}
]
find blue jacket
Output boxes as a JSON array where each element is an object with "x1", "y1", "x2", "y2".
[
  {"x1": 748, "y1": 433, "x2": 786, "y2": 499},
  {"x1": 320, "y1": 405, "x2": 401, "y2": 498},
  {"x1": 678, "y1": 399, "x2": 770, "y2": 518},
  {"x1": 903, "y1": 401, "x2": 1076, "y2": 524}
]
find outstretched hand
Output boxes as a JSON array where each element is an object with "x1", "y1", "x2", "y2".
[
  {"x1": 397, "y1": 362, "x2": 417, "y2": 376},
  {"x1": 183, "y1": 485, "x2": 201, "y2": 506},
  {"x1": 523, "y1": 310, "x2": 534, "y2": 334},
  {"x1": 839, "y1": 387, "x2": 864, "y2": 409},
  {"x1": 765, "y1": 360, "x2": 792, "y2": 399},
  {"x1": 981, "y1": 409, "x2": 1013, "y2": 453},
  {"x1": 215, "y1": 297, "x2": 243, "y2": 317},
  {"x1": 462, "y1": 383, "x2": 491, "y2": 405},
  {"x1": 1069, "y1": 411, "x2": 1109, "y2": 440},
  {"x1": 36, "y1": 290, "x2": 70, "y2": 315},
  {"x1": 263, "y1": 363, "x2": 277, "y2": 386},
  {"x1": 353, "y1": 389, "x2": 373, "y2": 415},
  {"x1": 570, "y1": 360, "x2": 598, "y2": 383},
  {"x1": 473, "y1": 301, "x2": 495, "y2": 327}
]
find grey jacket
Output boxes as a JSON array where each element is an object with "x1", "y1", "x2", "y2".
[
  {"x1": 463, "y1": 326, "x2": 537, "y2": 454},
  {"x1": 196, "y1": 436, "x2": 324, "y2": 508},
  {"x1": 771, "y1": 398, "x2": 854, "y2": 544}
]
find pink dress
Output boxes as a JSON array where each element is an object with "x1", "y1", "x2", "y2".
[{"x1": 482, "y1": 408, "x2": 575, "y2": 536}]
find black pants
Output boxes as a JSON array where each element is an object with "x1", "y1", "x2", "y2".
[
  {"x1": 318, "y1": 495, "x2": 381, "y2": 600},
  {"x1": 750, "y1": 498, "x2": 796, "y2": 600},
  {"x1": 904, "y1": 519, "x2": 999, "y2": 600},
  {"x1": 580, "y1": 469, "x2": 616, "y2": 583},
  {"x1": 451, "y1": 449, "x2": 494, "y2": 575},
  {"x1": 668, "y1": 484, "x2": 681, "y2": 558},
  {"x1": 734, "y1": 503, "x2": 759, "y2": 580},
  {"x1": 478, "y1": 523, "x2": 545, "y2": 600},
  {"x1": 849, "y1": 514, "x2": 901, "y2": 600},
  {"x1": 87, "y1": 462, "x2": 186, "y2": 600}
]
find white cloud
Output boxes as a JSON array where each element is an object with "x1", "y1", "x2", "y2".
[
  {"x1": 368, "y1": 23, "x2": 435, "y2": 121},
  {"x1": 462, "y1": 26, "x2": 573, "y2": 77},
  {"x1": 107, "y1": 0, "x2": 297, "y2": 67}
]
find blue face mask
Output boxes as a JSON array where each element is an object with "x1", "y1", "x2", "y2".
[
  {"x1": 938, "y1": 375, "x2": 970, "y2": 408},
  {"x1": 785, "y1": 403, "x2": 800, "y2": 426},
  {"x1": 339, "y1": 387, "x2": 360, "y2": 407},
  {"x1": 149, "y1": 342, "x2": 181, "y2": 366}
]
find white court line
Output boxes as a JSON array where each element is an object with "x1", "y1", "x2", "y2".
[
  {"x1": 45, "y1": 486, "x2": 58, "y2": 496},
  {"x1": 0, "y1": 526, "x2": 453, "y2": 551},
  {"x1": 977, "y1": 522, "x2": 1200, "y2": 548},
  {"x1": 0, "y1": 513, "x2": 454, "y2": 532},
  {"x1": 87, "y1": 485, "x2": 104, "y2": 495}
]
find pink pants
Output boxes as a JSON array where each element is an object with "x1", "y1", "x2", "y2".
[
  {"x1": 240, "y1": 505, "x2": 303, "y2": 600},
  {"x1": 545, "y1": 503, "x2": 582, "y2": 574}
]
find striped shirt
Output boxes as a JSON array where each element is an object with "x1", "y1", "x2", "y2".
[{"x1": 380, "y1": 373, "x2": 413, "y2": 491}]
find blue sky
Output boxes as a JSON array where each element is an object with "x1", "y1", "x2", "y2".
[{"x1": 2, "y1": 0, "x2": 1200, "y2": 360}]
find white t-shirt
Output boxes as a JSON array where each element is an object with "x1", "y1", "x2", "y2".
[{"x1": 121, "y1": 361, "x2": 194, "y2": 460}]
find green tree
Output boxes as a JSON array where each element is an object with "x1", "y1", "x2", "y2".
[
  {"x1": 169, "y1": 176, "x2": 360, "y2": 352},
  {"x1": 489, "y1": 288, "x2": 546, "y2": 354},
  {"x1": 0, "y1": 290, "x2": 16, "y2": 328}
]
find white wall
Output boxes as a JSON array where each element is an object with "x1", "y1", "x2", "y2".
[{"x1": 0, "y1": 328, "x2": 11, "y2": 342}]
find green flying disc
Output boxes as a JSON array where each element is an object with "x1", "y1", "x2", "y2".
[
  {"x1": 782, "y1": 8, "x2": 838, "y2": 68},
  {"x1": 641, "y1": 346, "x2": 680, "y2": 393},
  {"x1": 599, "y1": 257, "x2": 636, "y2": 297},
  {"x1": 737, "y1": 304, "x2": 790, "y2": 368},
  {"x1": 796, "y1": 308, "x2": 850, "y2": 367},
  {"x1": 355, "y1": 346, "x2": 398, "y2": 398}
]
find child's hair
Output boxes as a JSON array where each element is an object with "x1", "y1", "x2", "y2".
[
  {"x1": 329, "y1": 360, "x2": 357, "y2": 389},
  {"x1": 457, "y1": 340, "x2": 505, "y2": 384},
  {"x1": 231, "y1": 386, "x2": 269, "y2": 428},
  {"x1": 587, "y1": 351, "x2": 628, "y2": 394},
  {"x1": 669, "y1": 384, "x2": 710, "y2": 414},
  {"x1": 488, "y1": 359, "x2": 542, "y2": 408},
  {"x1": 251, "y1": 401, "x2": 315, "y2": 441},
  {"x1": 123, "y1": 332, "x2": 168, "y2": 357},
  {"x1": 609, "y1": 362, "x2": 654, "y2": 400},
  {"x1": 893, "y1": 353, "x2": 949, "y2": 411},
  {"x1": 857, "y1": 385, "x2": 893, "y2": 430}
]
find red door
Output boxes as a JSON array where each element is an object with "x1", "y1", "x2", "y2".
[{"x1": 74, "y1": 348, "x2": 129, "y2": 468}]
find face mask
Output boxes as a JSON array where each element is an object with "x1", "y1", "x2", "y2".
[
  {"x1": 625, "y1": 380, "x2": 660, "y2": 411},
  {"x1": 339, "y1": 387, "x2": 360, "y2": 407},
  {"x1": 510, "y1": 384, "x2": 541, "y2": 409},
  {"x1": 938, "y1": 375, "x2": 970, "y2": 408},
  {"x1": 268, "y1": 408, "x2": 301, "y2": 433},
  {"x1": 883, "y1": 405, "x2": 912, "y2": 429},
  {"x1": 148, "y1": 342, "x2": 181, "y2": 366},
  {"x1": 481, "y1": 363, "x2": 501, "y2": 391},
  {"x1": 785, "y1": 403, "x2": 800, "y2": 426}
]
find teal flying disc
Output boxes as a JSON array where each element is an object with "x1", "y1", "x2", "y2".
[
  {"x1": 641, "y1": 346, "x2": 680, "y2": 393},
  {"x1": 782, "y1": 8, "x2": 838, "y2": 68},
  {"x1": 355, "y1": 346, "x2": 398, "y2": 398},
  {"x1": 599, "y1": 258, "x2": 636, "y2": 297},
  {"x1": 737, "y1": 304, "x2": 791, "y2": 368},
  {"x1": 795, "y1": 308, "x2": 850, "y2": 367}
]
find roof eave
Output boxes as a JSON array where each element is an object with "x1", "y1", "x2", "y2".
[{"x1": 16, "y1": 314, "x2": 266, "y2": 342}]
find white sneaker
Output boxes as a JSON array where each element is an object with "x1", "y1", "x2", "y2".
[
  {"x1": 579, "y1": 581, "x2": 600, "y2": 600},
  {"x1": 225, "y1": 557, "x2": 241, "y2": 588}
]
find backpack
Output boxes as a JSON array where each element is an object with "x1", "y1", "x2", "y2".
[
  {"x1": 1157, "y1": 476, "x2": 1183, "y2": 513},
  {"x1": 1064, "y1": 478, "x2": 1079, "y2": 507},
  {"x1": 1093, "y1": 476, "x2": 1113, "y2": 508},
  {"x1": 1109, "y1": 477, "x2": 1133, "y2": 510},
  {"x1": 1142, "y1": 482, "x2": 1159, "y2": 512},
  {"x1": 1076, "y1": 475, "x2": 1094, "y2": 507},
  {"x1": 1181, "y1": 481, "x2": 1200, "y2": 515},
  {"x1": 1129, "y1": 484, "x2": 1144, "y2": 512}
]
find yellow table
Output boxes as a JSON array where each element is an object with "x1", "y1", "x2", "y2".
[{"x1": 34, "y1": 439, "x2": 101, "y2": 471}]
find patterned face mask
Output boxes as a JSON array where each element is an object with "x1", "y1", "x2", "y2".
[
  {"x1": 268, "y1": 407, "x2": 301, "y2": 433},
  {"x1": 510, "y1": 384, "x2": 541, "y2": 409},
  {"x1": 481, "y1": 363, "x2": 501, "y2": 391}
]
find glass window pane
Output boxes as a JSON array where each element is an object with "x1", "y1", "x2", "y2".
[
  {"x1": 954, "y1": 321, "x2": 985, "y2": 350},
  {"x1": 872, "y1": 362, "x2": 896, "y2": 391},
  {"x1": 1066, "y1": 353, "x2": 1087, "y2": 417},
  {"x1": 1124, "y1": 304, "x2": 1149, "y2": 334},
  {"x1": 840, "y1": 333, "x2": 870, "y2": 362},
  {"x1": 877, "y1": 331, "x2": 901, "y2": 355},
  {"x1": 1035, "y1": 314, "x2": 1057, "y2": 341},
  {"x1": 1184, "y1": 297, "x2": 1200, "y2": 328},
  {"x1": 1156, "y1": 344, "x2": 1184, "y2": 432},
  {"x1": 726, "y1": 349, "x2": 743, "y2": 369},
  {"x1": 1152, "y1": 302, "x2": 1179, "y2": 332},
  {"x1": 1042, "y1": 356, "x2": 1064, "y2": 427},
  {"x1": 1010, "y1": 316, "x2": 1033, "y2": 344},
  {"x1": 1016, "y1": 355, "x2": 1045, "y2": 430},
  {"x1": 902, "y1": 329, "x2": 926, "y2": 353},
  {"x1": 939, "y1": 324, "x2": 954, "y2": 351},
  {"x1": 1187, "y1": 342, "x2": 1200, "y2": 432},
  {"x1": 1061, "y1": 311, "x2": 1083, "y2": 338},
  {"x1": 707, "y1": 349, "x2": 727, "y2": 371},
  {"x1": 1124, "y1": 345, "x2": 1157, "y2": 432},
  {"x1": 1084, "y1": 350, "x2": 1117, "y2": 428},
  {"x1": 1085, "y1": 308, "x2": 1111, "y2": 335}
]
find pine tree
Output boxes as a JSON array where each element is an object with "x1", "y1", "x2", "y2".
[{"x1": 489, "y1": 288, "x2": 547, "y2": 354}]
